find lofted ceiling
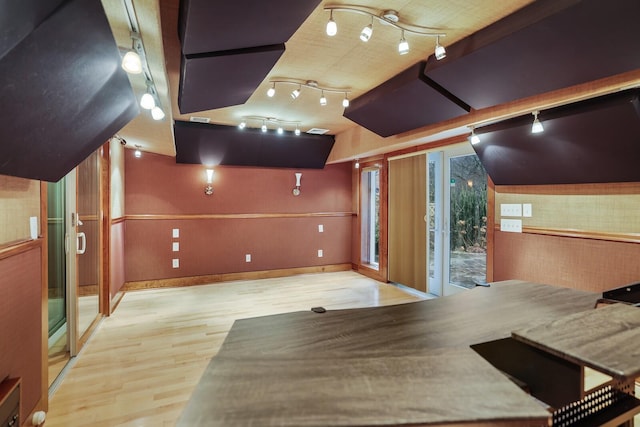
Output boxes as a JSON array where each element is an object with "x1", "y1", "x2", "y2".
[{"x1": 101, "y1": 0, "x2": 535, "y2": 158}]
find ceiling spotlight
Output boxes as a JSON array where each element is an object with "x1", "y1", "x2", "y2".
[
  {"x1": 295, "y1": 126, "x2": 301, "y2": 136},
  {"x1": 151, "y1": 106, "x2": 165, "y2": 121},
  {"x1": 121, "y1": 50, "x2": 142, "y2": 74},
  {"x1": 291, "y1": 86, "x2": 301, "y2": 99},
  {"x1": 277, "y1": 126, "x2": 284, "y2": 134},
  {"x1": 326, "y1": 10, "x2": 337, "y2": 36},
  {"x1": 435, "y1": 35, "x2": 446, "y2": 60},
  {"x1": 140, "y1": 92, "x2": 155, "y2": 110},
  {"x1": 238, "y1": 121, "x2": 246, "y2": 129},
  {"x1": 134, "y1": 145, "x2": 142, "y2": 158},
  {"x1": 261, "y1": 121, "x2": 267, "y2": 132},
  {"x1": 468, "y1": 128, "x2": 480, "y2": 145},
  {"x1": 355, "y1": 159, "x2": 360, "y2": 169},
  {"x1": 398, "y1": 31, "x2": 409, "y2": 55},
  {"x1": 320, "y1": 90, "x2": 327, "y2": 106},
  {"x1": 531, "y1": 111, "x2": 544, "y2": 134},
  {"x1": 342, "y1": 94, "x2": 350, "y2": 108},
  {"x1": 267, "y1": 83, "x2": 275, "y2": 97},
  {"x1": 360, "y1": 17, "x2": 373, "y2": 42}
]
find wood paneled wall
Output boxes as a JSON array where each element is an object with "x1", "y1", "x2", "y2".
[
  {"x1": 494, "y1": 183, "x2": 640, "y2": 291},
  {"x1": 124, "y1": 151, "x2": 353, "y2": 284},
  {"x1": 0, "y1": 246, "x2": 43, "y2": 419},
  {"x1": 388, "y1": 155, "x2": 427, "y2": 292}
]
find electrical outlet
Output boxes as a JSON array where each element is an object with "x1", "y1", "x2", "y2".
[
  {"x1": 318, "y1": 224, "x2": 324, "y2": 233},
  {"x1": 245, "y1": 254, "x2": 251, "y2": 262},
  {"x1": 500, "y1": 203, "x2": 522, "y2": 217},
  {"x1": 172, "y1": 258, "x2": 180, "y2": 268},
  {"x1": 500, "y1": 219, "x2": 522, "y2": 233},
  {"x1": 523, "y1": 203, "x2": 532, "y2": 217},
  {"x1": 317, "y1": 249, "x2": 323, "y2": 258},
  {"x1": 172, "y1": 228, "x2": 180, "y2": 238},
  {"x1": 172, "y1": 242, "x2": 179, "y2": 252}
]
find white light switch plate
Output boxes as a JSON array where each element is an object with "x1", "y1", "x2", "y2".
[
  {"x1": 500, "y1": 219, "x2": 522, "y2": 233},
  {"x1": 245, "y1": 254, "x2": 251, "y2": 262},
  {"x1": 500, "y1": 204, "x2": 522, "y2": 217},
  {"x1": 317, "y1": 249, "x2": 323, "y2": 258},
  {"x1": 318, "y1": 224, "x2": 324, "y2": 233},
  {"x1": 172, "y1": 242, "x2": 179, "y2": 252},
  {"x1": 172, "y1": 259, "x2": 179, "y2": 268},
  {"x1": 172, "y1": 228, "x2": 180, "y2": 238}
]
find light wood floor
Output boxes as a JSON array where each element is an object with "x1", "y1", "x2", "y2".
[{"x1": 45, "y1": 271, "x2": 424, "y2": 426}]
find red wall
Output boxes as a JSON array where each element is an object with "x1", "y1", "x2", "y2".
[
  {"x1": 494, "y1": 231, "x2": 640, "y2": 292},
  {"x1": 124, "y1": 151, "x2": 353, "y2": 282},
  {"x1": 0, "y1": 247, "x2": 42, "y2": 418}
]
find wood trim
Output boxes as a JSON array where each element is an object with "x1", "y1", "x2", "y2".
[
  {"x1": 125, "y1": 212, "x2": 354, "y2": 220},
  {"x1": 123, "y1": 264, "x2": 353, "y2": 291},
  {"x1": 101, "y1": 143, "x2": 111, "y2": 316},
  {"x1": 495, "y1": 182, "x2": 640, "y2": 195},
  {"x1": 111, "y1": 216, "x2": 126, "y2": 225},
  {"x1": 493, "y1": 224, "x2": 640, "y2": 244},
  {"x1": 39, "y1": 181, "x2": 48, "y2": 414},
  {"x1": 486, "y1": 176, "x2": 495, "y2": 282},
  {"x1": 354, "y1": 263, "x2": 387, "y2": 283},
  {"x1": 0, "y1": 239, "x2": 41, "y2": 260}
]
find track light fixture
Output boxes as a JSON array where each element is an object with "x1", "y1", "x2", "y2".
[
  {"x1": 134, "y1": 144, "x2": 142, "y2": 158},
  {"x1": 267, "y1": 79, "x2": 351, "y2": 108},
  {"x1": 326, "y1": 10, "x2": 337, "y2": 36},
  {"x1": 531, "y1": 111, "x2": 544, "y2": 134},
  {"x1": 360, "y1": 16, "x2": 373, "y2": 42},
  {"x1": 468, "y1": 127, "x2": 480, "y2": 145},
  {"x1": 434, "y1": 35, "x2": 446, "y2": 60},
  {"x1": 121, "y1": 2, "x2": 165, "y2": 120},
  {"x1": 324, "y1": 5, "x2": 446, "y2": 58},
  {"x1": 398, "y1": 30, "x2": 409, "y2": 55},
  {"x1": 241, "y1": 116, "x2": 303, "y2": 135}
]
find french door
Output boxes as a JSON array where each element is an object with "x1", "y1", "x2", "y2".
[{"x1": 428, "y1": 144, "x2": 488, "y2": 296}]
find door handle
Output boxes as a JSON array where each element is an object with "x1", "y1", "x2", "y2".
[{"x1": 76, "y1": 232, "x2": 86, "y2": 255}]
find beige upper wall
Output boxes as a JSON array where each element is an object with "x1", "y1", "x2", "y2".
[
  {"x1": 495, "y1": 184, "x2": 640, "y2": 235},
  {"x1": 110, "y1": 139, "x2": 125, "y2": 219},
  {"x1": 0, "y1": 175, "x2": 40, "y2": 245}
]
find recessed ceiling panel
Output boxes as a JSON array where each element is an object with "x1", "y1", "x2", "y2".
[
  {"x1": 178, "y1": 44, "x2": 285, "y2": 114},
  {"x1": 424, "y1": 0, "x2": 640, "y2": 109},
  {"x1": 344, "y1": 62, "x2": 470, "y2": 138},
  {"x1": 175, "y1": 121, "x2": 334, "y2": 169},
  {"x1": 473, "y1": 90, "x2": 640, "y2": 185},
  {"x1": 178, "y1": 0, "x2": 321, "y2": 55},
  {"x1": 0, "y1": 0, "x2": 138, "y2": 182}
]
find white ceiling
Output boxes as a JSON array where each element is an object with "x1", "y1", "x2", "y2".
[{"x1": 101, "y1": 0, "x2": 534, "y2": 158}]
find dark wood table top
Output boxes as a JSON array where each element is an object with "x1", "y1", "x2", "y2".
[
  {"x1": 178, "y1": 280, "x2": 601, "y2": 426},
  {"x1": 513, "y1": 302, "x2": 640, "y2": 379}
]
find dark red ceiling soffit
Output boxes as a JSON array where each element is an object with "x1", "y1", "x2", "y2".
[
  {"x1": 177, "y1": 0, "x2": 321, "y2": 114},
  {"x1": 424, "y1": 0, "x2": 640, "y2": 109},
  {"x1": 0, "y1": 0, "x2": 138, "y2": 182},
  {"x1": 344, "y1": 62, "x2": 471, "y2": 137},
  {"x1": 174, "y1": 121, "x2": 335, "y2": 169},
  {"x1": 472, "y1": 90, "x2": 640, "y2": 185}
]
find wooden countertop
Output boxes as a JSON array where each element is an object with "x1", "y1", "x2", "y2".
[
  {"x1": 178, "y1": 280, "x2": 601, "y2": 426},
  {"x1": 513, "y1": 302, "x2": 640, "y2": 379}
]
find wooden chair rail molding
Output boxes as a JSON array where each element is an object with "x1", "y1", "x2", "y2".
[
  {"x1": 0, "y1": 239, "x2": 41, "y2": 261},
  {"x1": 493, "y1": 224, "x2": 640, "y2": 244},
  {"x1": 125, "y1": 212, "x2": 355, "y2": 220}
]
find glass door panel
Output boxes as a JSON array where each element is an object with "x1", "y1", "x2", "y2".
[
  {"x1": 361, "y1": 167, "x2": 380, "y2": 269},
  {"x1": 446, "y1": 152, "x2": 488, "y2": 294},
  {"x1": 427, "y1": 152, "x2": 443, "y2": 296}
]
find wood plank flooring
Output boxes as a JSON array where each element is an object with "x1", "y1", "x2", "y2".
[{"x1": 45, "y1": 271, "x2": 424, "y2": 426}]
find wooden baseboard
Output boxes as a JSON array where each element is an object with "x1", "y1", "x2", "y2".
[{"x1": 123, "y1": 264, "x2": 353, "y2": 291}]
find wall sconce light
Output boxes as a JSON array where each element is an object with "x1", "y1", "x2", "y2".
[
  {"x1": 205, "y1": 168, "x2": 214, "y2": 195},
  {"x1": 324, "y1": 6, "x2": 446, "y2": 58},
  {"x1": 293, "y1": 172, "x2": 302, "y2": 196}
]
